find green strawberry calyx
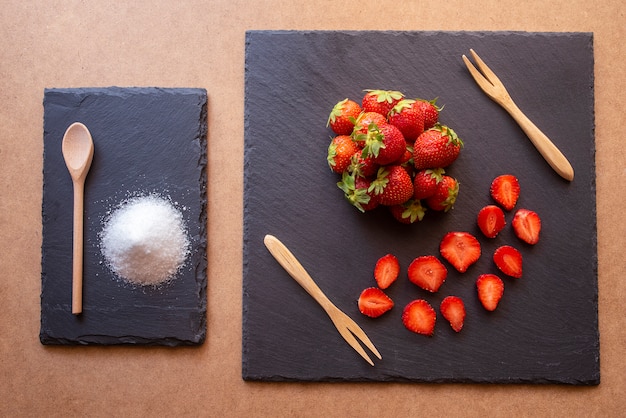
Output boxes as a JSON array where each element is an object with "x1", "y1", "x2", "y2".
[
  {"x1": 368, "y1": 167, "x2": 390, "y2": 196},
  {"x1": 433, "y1": 124, "x2": 464, "y2": 148},
  {"x1": 364, "y1": 89, "x2": 405, "y2": 104},
  {"x1": 399, "y1": 199, "x2": 427, "y2": 223},
  {"x1": 337, "y1": 172, "x2": 371, "y2": 213},
  {"x1": 327, "y1": 98, "x2": 349, "y2": 127}
]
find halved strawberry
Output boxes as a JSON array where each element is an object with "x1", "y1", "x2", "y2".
[
  {"x1": 440, "y1": 296, "x2": 465, "y2": 332},
  {"x1": 361, "y1": 89, "x2": 404, "y2": 116},
  {"x1": 327, "y1": 135, "x2": 360, "y2": 174},
  {"x1": 374, "y1": 254, "x2": 400, "y2": 289},
  {"x1": 389, "y1": 199, "x2": 426, "y2": 224},
  {"x1": 358, "y1": 287, "x2": 394, "y2": 318},
  {"x1": 402, "y1": 299, "x2": 436, "y2": 336},
  {"x1": 327, "y1": 98, "x2": 362, "y2": 135},
  {"x1": 439, "y1": 231, "x2": 481, "y2": 273},
  {"x1": 490, "y1": 174, "x2": 520, "y2": 211},
  {"x1": 512, "y1": 209, "x2": 542, "y2": 245},
  {"x1": 477, "y1": 205, "x2": 506, "y2": 238},
  {"x1": 407, "y1": 255, "x2": 447, "y2": 293},
  {"x1": 493, "y1": 245, "x2": 523, "y2": 278},
  {"x1": 476, "y1": 274, "x2": 504, "y2": 311}
]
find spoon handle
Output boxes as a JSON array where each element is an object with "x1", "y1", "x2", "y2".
[{"x1": 71, "y1": 180, "x2": 85, "y2": 315}]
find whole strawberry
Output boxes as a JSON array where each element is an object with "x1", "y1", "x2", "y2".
[
  {"x1": 389, "y1": 199, "x2": 426, "y2": 224},
  {"x1": 413, "y1": 168, "x2": 445, "y2": 200},
  {"x1": 337, "y1": 172, "x2": 379, "y2": 213},
  {"x1": 327, "y1": 135, "x2": 359, "y2": 174},
  {"x1": 351, "y1": 111, "x2": 387, "y2": 140},
  {"x1": 369, "y1": 165, "x2": 414, "y2": 206},
  {"x1": 347, "y1": 152, "x2": 379, "y2": 178},
  {"x1": 425, "y1": 175, "x2": 459, "y2": 212},
  {"x1": 361, "y1": 89, "x2": 404, "y2": 116},
  {"x1": 327, "y1": 98, "x2": 362, "y2": 135},
  {"x1": 387, "y1": 99, "x2": 425, "y2": 143},
  {"x1": 413, "y1": 124, "x2": 463, "y2": 170},
  {"x1": 414, "y1": 98, "x2": 442, "y2": 130},
  {"x1": 367, "y1": 124, "x2": 407, "y2": 166}
]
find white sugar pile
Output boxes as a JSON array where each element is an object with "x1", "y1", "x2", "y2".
[{"x1": 100, "y1": 195, "x2": 190, "y2": 286}]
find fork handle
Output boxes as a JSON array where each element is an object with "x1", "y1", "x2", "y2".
[
  {"x1": 264, "y1": 235, "x2": 335, "y2": 312},
  {"x1": 502, "y1": 101, "x2": 574, "y2": 181}
]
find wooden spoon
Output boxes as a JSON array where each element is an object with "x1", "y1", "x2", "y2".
[{"x1": 62, "y1": 122, "x2": 94, "y2": 315}]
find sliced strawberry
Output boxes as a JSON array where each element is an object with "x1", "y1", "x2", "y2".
[
  {"x1": 490, "y1": 174, "x2": 520, "y2": 211},
  {"x1": 358, "y1": 287, "x2": 394, "y2": 318},
  {"x1": 440, "y1": 296, "x2": 466, "y2": 332},
  {"x1": 407, "y1": 255, "x2": 447, "y2": 293},
  {"x1": 402, "y1": 299, "x2": 436, "y2": 336},
  {"x1": 493, "y1": 245, "x2": 523, "y2": 278},
  {"x1": 374, "y1": 254, "x2": 400, "y2": 289},
  {"x1": 512, "y1": 209, "x2": 542, "y2": 245},
  {"x1": 476, "y1": 274, "x2": 504, "y2": 311},
  {"x1": 439, "y1": 231, "x2": 481, "y2": 273},
  {"x1": 477, "y1": 205, "x2": 506, "y2": 238}
]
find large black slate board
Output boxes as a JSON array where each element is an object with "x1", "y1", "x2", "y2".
[
  {"x1": 40, "y1": 87, "x2": 207, "y2": 345},
  {"x1": 242, "y1": 31, "x2": 598, "y2": 384}
]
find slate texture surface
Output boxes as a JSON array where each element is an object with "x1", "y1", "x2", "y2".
[
  {"x1": 40, "y1": 87, "x2": 208, "y2": 346},
  {"x1": 242, "y1": 31, "x2": 598, "y2": 383}
]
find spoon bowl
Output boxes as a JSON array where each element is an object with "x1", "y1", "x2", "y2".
[{"x1": 62, "y1": 122, "x2": 94, "y2": 315}]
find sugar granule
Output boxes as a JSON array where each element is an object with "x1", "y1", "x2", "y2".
[{"x1": 100, "y1": 195, "x2": 190, "y2": 286}]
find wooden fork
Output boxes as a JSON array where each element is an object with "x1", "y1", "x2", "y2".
[
  {"x1": 462, "y1": 49, "x2": 574, "y2": 181},
  {"x1": 263, "y1": 234, "x2": 382, "y2": 366}
]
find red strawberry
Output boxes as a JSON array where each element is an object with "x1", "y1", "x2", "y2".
[
  {"x1": 402, "y1": 299, "x2": 436, "y2": 336},
  {"x1": 327, "y1": 135, "x2": 359, "y2": 174},
  {"x1": 477, "y1": 205, "x2": 506, "y2": 238},
  {"x1": 337, "y1": 172, "x2": 379, "y2": 212},
  {"x1": 439, "y1": 231, "x2": 481, "y2": 273},
  {"x1": 351, "y1": 111, "x2": 387, "y2": 141},
  {"x1": 348, "y1": 152, "x2": 379, "y2": 178},
  {"x1": 476, "y1": 274, "x2": 504, "y2": 311},
  {"x1": 374, "y1": 254, "x2": 400, "y2": 289},
  {"x1": 413, "y1": 124, "x2": 463, "y2": 170},
  {"x1": 512, "y1": 209, "x2": 541, "y2": 245},
  {"x1": 389, "y1": 199, "x2": 426, "y2": 224},
  {"x1": 425, "y1": 175, "x2": 459, "y2": 212},
  {"x1": 490, "y1": 174, "x2": 520, "y2": 211},
  {"x1": 407, "y1": 255, "x2": 447, "y2": 293},
  {"x1": 414, "y1": 98, "x2": 442, "y2": 130},
  {"x1": 358, "y1": 287, "x2": 394, "y2": 318},
  {"x1": 370, "y1": 124, "x2": 407, "y2": 166},
  {"x1": 413, "y1": 168, "x2": 445, "y2": 200},
  {"x1": 493, "y1": 245, "x2": 523, "y2": 278},
  {"x1": 369, "y1": 165, "x2": 414, "y2": 206},
  {"x1": 361, "y1": 89, "x2": 404, "y2": 116},
  {"x1": 327, "y1": 98, "x2": 362, "y2": 135},
  {"x1": 440, "y1": 296, "x2": 465, "y2": 332},
  {"x1": 387, "y1": 99, "x2": 425, "y2": 142}
]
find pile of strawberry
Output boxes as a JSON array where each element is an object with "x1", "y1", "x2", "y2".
[
  {"x1": 326, "y1": 89, "x2": 463, "y2": 223},
  {"x1": 357, "y1": 174, "x2": 543, "y2": 336}
]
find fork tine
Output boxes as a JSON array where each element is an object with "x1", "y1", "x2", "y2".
[
  {"x1": 468, "y1": 49, "x2": 504, "y2": 87},
  {"x1": 462, "y1": 54, "x2": 494, "y2": 93},
  {"x1": 344, "y1": 317, "x2": 382, "y2": 360},
  {"x1": 334, "y1": 324, "x2": 375, "y2": 366}
]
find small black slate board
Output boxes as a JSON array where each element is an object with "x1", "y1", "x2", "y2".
[
  {"x1": 242, "y1": 31, "x2": 599, "y2": 384},
  {"x1": 40, "y1": 87, "x2": 207, "y2": 346}
]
